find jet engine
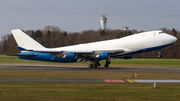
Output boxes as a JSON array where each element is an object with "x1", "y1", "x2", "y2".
[
  {"x1": 63, "y1": 52, "x2": 77, "y2": 59},
  {"x1": 96, "y1": 52, "x2": 110, "y2": 60}
]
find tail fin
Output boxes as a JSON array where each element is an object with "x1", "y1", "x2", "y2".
[{"x1": 11, "y1": 29, "x2": 46, "y2": 50}]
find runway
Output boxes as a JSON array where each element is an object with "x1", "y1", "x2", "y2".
[
  {"x1": 0, "y1": 79, "x2": 131, "y2": 82},
  {"x1": 0, "y1": 65, "x2": 180, "y2": 73},
  {"x1": 0, "y1": 78, "x2": 180, "y2": 83},
  {"x1": 0, "y1": 79, "x2": 104, "y2": 82},
  {"x1": 0, "y1": 79, "x2": 133, "y2": 83}
]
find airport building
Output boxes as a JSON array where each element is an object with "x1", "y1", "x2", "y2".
[{"x1": 100, "y1": 14, "x2": 107, "y2": 30}]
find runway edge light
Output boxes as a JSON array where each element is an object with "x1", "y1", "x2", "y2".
[{"x1": 154, "y1": 82, "x2": 157, "y2": 88}]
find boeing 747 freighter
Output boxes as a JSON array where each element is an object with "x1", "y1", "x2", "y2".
[{"x1": 9, "y1": 29, "x2": 177, "y2": 68}]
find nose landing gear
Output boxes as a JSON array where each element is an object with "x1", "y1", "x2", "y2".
[{"x1": 158, "y1": 49, "x2": 161, "y2": 58}]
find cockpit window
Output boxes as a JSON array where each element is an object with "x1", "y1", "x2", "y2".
[{"x1": 159, "y1": 31, "x2": 165, "y2": 34}]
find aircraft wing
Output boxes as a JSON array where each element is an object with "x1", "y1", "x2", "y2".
[
  {"x1": 18, "y1": 47, "x2": 128, "y2": 62},
  {"x1": 26, "y1": 49, "x2": 125, "y2": 54},
  {"x1": 32, "y1": 49, "x2": 125, "y2": 61},
  {"x1": 20, "y1": 45, "x2": 125, "y2": 54}
]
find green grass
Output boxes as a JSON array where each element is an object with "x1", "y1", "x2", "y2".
[
  {"x1": 0, "y1": 68, "x2": 180, "y2": 101},
  {"x1": 0, "y1": 69, "x2": 180, "y2": 100},
  {"x1": 1, "y1": 55, "x2": 180, "y2": 68},
  {"x1": 109, "y1": 58, "x2": 180, "y2": 65},
  {"x1": 0, "y1": 82, "x2": 180, "y2": 101},
  {"x1": 0, "y1": 55, "x2": 180, "y2": 100}
]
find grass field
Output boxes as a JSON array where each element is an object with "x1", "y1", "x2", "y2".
[
  {"x1": 0, "y1": 69, "x2": 180, "y2": 101},
  {"x1": 0, "y1": 55, "x2": 180, "y2": 101},
  {"x1": 1, "y1": 55, "x2": 180, "y2": 68},
  {"x1": 0, "y1": 82, "x2": 180, "y2": 101}
]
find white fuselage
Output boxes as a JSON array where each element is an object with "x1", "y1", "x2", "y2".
[
  {"x1": 11, "y1": 29, "x2": 177, "y2": 65},
  {"x1": 50, "y1": 30, "x2": 177, "y2": 54}
]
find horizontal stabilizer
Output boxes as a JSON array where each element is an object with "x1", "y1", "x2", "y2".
[
  {"x1": 5, "y1": 54, "x2": 37, "y2": 57},
  {"x1": 26, "y1": 49, "x2": 63, "y2": 53}
]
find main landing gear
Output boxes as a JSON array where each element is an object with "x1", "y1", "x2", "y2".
[
  {"x1": 104, "y1": 60, "x2": 110, "y2": 68},
  {"x1": 89, "y1": 59, "x2": 111, "y2": 68},
  {"x1": 89, "y1": 60, "x2": 100, "y2": 68}
]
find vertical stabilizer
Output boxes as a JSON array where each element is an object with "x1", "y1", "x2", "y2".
[{"x1": 11, "y1": 29, "x2": 45, "y2": 50}]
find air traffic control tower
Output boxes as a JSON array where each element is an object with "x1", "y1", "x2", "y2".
[{"x1": 100, "y1": 14, "x2": 107, "y2": 30}]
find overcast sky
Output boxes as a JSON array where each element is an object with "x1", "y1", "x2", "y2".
[{"x1": 0, "y1": 0, "x2": 180, "y2": 37}]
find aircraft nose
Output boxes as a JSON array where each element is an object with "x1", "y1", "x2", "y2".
[
  {"x1": 170, "y1": 35, "x2": 177, "y2": 43},
  {"x1": 167, "y1": 35, "x2": 177, "y2": 44}
]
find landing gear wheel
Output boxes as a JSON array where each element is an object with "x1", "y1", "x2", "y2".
[
  {"x1": 93, "y1": 61, "x2": 100, "y2": 68},
  {"x1": 89, "y1": 60, "x2": 101, "y2": 68},
  {"x1": 93, "y1": 64, "x2": 97, "y2": 68},
  {"x1": 104, "y1": 59, "x2": 110, "y2": 68},
  {"x1": 89, "y1": 64, "x2": 93, "y2": 68},
  {"x1": 104, "y1": 64, "x2": 109, "y2": 68},
  {"x1": 97, "y1": 63, "x2": 101, "y2": 66},
  {"x1": 158, "y1": 55, "x2": 161, "y2": 58}
]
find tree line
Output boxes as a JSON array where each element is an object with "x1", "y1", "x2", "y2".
[{"x1": 0, "y1": 26, "x2": 179, "y2": 59}]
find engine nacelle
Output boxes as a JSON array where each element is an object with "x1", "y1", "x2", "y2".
[
  {"x1": 123, "y1": 55, "x2": 133, "y2": 59},
  {"x1": 96, "y1": 52, "x2": 110, "y2": 60},
  {"x1": 63, "y1": 52, "x2": 77, "y2": 59}
]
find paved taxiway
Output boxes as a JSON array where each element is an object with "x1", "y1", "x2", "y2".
[
  {"x1": 0, "y1": 79, "x2": 104, "y2": 82},
  {"x1": 0, "y1": 65, "x2": 180, "y2": 73},
  {"x1": 1, "y1": 78, "x2": 180, "y2": 83}
]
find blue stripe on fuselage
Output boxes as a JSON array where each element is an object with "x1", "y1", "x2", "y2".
[
  {"x1": 111, "y1": 43, "x2": 172, "y2": 58},
  {"x1": 18, "y1": 43, "x2": 172, "y2": 62},
  {"x1": 18, "y1": 52, "x2": 78, "y2": 63}
]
